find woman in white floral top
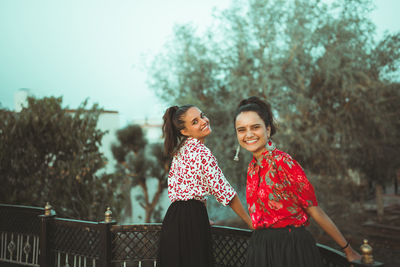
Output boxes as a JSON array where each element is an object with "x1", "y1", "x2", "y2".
[{"x1": 157, "y1": 105, "x2": 252, "y2": 267}]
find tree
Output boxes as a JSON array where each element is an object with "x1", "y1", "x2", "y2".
[
  {"x1": 148, "y1": 0, "x2": 400, "y2": 218},
  {"x1": 0, "y1": 97, "x2": 124, "y2": 221},
  {"x1": 112, "y1": 125, "x2": 169, "y2": 223}
]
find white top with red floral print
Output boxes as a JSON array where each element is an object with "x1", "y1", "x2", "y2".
[{"x1": 168, "y1": 137, "x2": 236, "y2": 206}]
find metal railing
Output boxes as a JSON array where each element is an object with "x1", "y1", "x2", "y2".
[{"x1": 0, "y1": 203, "x2": 384, "y2": 267}]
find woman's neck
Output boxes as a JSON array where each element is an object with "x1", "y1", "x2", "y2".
[
  {"x1": 253, "y1": 147, "x2": 267, "y2": 162},
  {"x1": 188, "y1": 136, "x2": 205, "y2": 143}
]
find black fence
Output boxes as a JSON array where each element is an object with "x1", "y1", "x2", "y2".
[{"x1": 0, "y1": 204, "x2": 384, "y2": 267}]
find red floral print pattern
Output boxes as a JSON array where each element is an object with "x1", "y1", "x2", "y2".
[
  {"x1": 168, "y1": 137, "x2": 236, "y2": 206},
  {"x1": 246, "y1": 148, "x2": 318, "y2": 229}
]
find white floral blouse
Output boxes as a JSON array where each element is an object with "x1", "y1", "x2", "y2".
[{"x1": 168, "y1": 137, "x2": 236, "y2": 206}]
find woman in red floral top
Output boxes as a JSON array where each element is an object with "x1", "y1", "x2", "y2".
[
  {"x1": 158, "y1": 104, "x2": 252, "y2": 267},
  {"x1": 234, "y1": 96, "x2": 361, "y2": 267}
]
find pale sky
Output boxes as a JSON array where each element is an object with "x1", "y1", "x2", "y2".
[{"x1": 0, "y1": 0, "x2": 398, "y2": 126}]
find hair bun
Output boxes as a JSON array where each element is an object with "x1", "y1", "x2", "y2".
[{"x1": 238, "y1": 96, "x2": 268, "y2": 110}]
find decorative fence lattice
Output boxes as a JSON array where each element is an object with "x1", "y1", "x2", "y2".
[
  {"x1": 49, "y1": 218, "x2": 103, "y2": 266},
  {"x1": 112, "y1": 224, "x2": 161, "y2": 266},
  {"x1": 0, "y1": 205, "x2": 43, "y2": 267},
  {"x1": 211, "y1": 226, "x2": 252, "y2": 267},
  {"x1": 0, "y1": 204, "x2": 384, "y2": 267},
  {"x1": 110, "y1": 224, "x2": 252, "y2": 267}
]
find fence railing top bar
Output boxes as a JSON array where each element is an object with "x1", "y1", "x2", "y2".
[
  {"x1": 54, "y1": 217, "x2": 102, "y2": 227},
  {"x1": 212, "y1": 225, "x2": 253, "y2": 233},
  {"x1": 0, "y1": 203, "x2": 44, "y2": 212}
]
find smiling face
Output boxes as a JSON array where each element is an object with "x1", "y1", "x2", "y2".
[
  {"x1": 180, "y1": 107, "x2": 212, "y2": 142},
  {"x1": 235, "y1": 111, "x2": 271, "y2": 160}
]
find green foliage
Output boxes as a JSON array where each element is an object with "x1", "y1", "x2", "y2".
[
  {"x1": 112, "y1": 125, "x2": 168, "y2": 222},
  {"x1": 148, "y1": 0, "x2": 400, "y2": 189},
  {"x1": 112, "y1": 125, "x2": 147, "y2": 162},
  {"x1": 0, "y1": 97, "x2": 124, "y2": 220}
]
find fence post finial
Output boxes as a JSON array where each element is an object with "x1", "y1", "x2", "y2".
[
  {"x1": 44, "y1": 202, "x2": 52, "y2": 216},
  {"x1": 104, "y1": 207, "x2": 112, "y2": 223},
  {"x1": 360, "y1": 239, "x2": 374, "y2": 264}
]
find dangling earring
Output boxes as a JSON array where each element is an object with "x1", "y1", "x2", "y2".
[
  {"x1": 234, "y1": 145, "x2": 240, "y2": 161},
  {"x1": 266, "y1": 138, "x2": 276, "y2": 152}
]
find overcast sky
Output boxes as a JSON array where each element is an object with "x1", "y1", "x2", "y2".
[{"x1": 0, "y1": 0, "x2": 398, "y2": 126}]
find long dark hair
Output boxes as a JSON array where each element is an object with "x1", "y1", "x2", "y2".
[
  {"x1": 233, "y1": 96, "x2": 277, "y2": 136},
  {"x1": 162, "y1": 104, "x2": 195, "y2": 156}
]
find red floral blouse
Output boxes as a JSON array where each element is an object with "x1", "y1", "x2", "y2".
[
  {"x1": 168, "y1": 137, "x2": 236, "y2": 206},
  {"x1": 246, "y1": 147, "x2": 318, "y2": 229}
]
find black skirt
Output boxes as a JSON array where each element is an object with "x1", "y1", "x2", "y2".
[
  {"x1": 245, "y1": 226, "x2": 322, "y2": 267},
  {"x1": 157, "y1": 199, "x2": 214, "y2": 267}
]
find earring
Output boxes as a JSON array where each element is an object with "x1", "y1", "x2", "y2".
[
  {"x1": 234, "y1": 145, "x2": 240, "y2": 161},
  {"x1": 266, "y1": 139, "x2": 276, "y2": 152}
]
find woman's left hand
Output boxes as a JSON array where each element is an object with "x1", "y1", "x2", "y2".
[{"x1": 344, "y1": 246, "x2": 361, "y2": 262}]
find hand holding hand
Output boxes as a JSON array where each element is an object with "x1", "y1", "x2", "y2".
[{"x1": 248, "y1": 223, "x2": 255, "y2": 230}]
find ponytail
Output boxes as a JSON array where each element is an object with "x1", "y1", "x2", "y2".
[
  {"x1": 162, "y1": 104, "x2": 195, "y2": 156},
  {"x1": 234, "y1": 96, "x2": 277, "y2": 136},
  {"x1": 162, "y1": 106, "x2": 179, "y2": 157}
]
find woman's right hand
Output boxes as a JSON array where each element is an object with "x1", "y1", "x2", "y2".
[{"x1": 229, "y1": 194, "x2": 254, "y2": 230}]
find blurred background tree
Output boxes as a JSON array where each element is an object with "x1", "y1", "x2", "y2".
[
  {"x1": 0, "y1": 96, "x2": 124, "y2": 221},
  {"x1": 148, "y1": 0, "x2": 400, "y2": 219},
  {"x1": 112, "y1": 125, "x2": 169, "y2": 222}
]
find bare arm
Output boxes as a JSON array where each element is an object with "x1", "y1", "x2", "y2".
[
  {"x1": 306, "y1": 206, "x2": 361, "y2": 262},
  {"x1": 229, "y1": 194, "x2": 254, "y2": 230}
]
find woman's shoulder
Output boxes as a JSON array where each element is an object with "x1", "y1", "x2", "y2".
[
  {"x1": 267, "y1": 149, "x2": 300, "y2": 168},
  {"x1": 273, "y1": 149, "x2": 305, "y2": 172},
  {"x1": 274, "y1": 149, "x2": 294, "y2": 161},
  {"x1": 264, "y1": 148, "x2": 293, "y2": 162}
]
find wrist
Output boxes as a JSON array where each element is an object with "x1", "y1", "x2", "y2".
[
  {"x1": 340, "y1": 241, "x2": 350, "y2": 250},
  {"x1": 343, "y1": 245, "x2": 353, "y2": 255}
]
